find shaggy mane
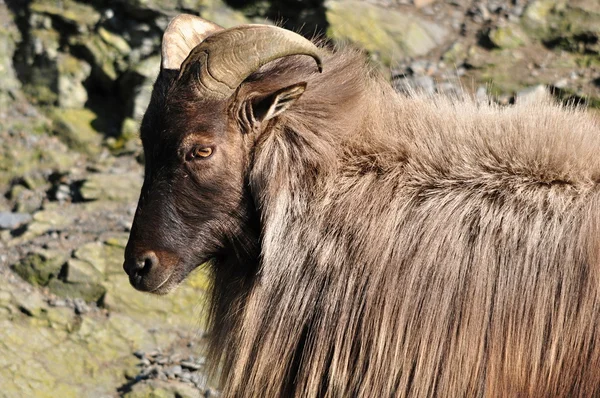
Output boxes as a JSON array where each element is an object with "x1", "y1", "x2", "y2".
[{"x1": 206, "y1": 46, "x2": 600, "y2": 397}]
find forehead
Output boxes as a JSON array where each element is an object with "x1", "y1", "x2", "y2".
[{"x1": 141, "y1": 82, "x2": 228, "y2": 146}]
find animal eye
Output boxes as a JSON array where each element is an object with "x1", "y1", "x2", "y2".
[{"x1": 185, "y1": 146, "x2": 214, "y2": 161}]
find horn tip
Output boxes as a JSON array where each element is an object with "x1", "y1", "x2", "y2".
[{"x1": 314, "y1": 57, "x2": 323, "y2": 73}]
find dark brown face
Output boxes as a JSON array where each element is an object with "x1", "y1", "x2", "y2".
[
  {"x1": 123, "y1": 72, "x2": 255, "y2": 294},
  {"x1": 121, "y1": 15, "x2": 321, "y2": 295}
]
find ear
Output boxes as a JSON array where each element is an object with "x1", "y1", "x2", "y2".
[
  {"x1": 252, "y1": 82, "x2": 307, "y2": 123},
  {"x1": 161, "y1": 14, "x2": 223, "y2": 71}
]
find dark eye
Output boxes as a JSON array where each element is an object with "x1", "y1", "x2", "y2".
[{"x1": 185, "y1": 146, "x2": 214, "y2": 161}]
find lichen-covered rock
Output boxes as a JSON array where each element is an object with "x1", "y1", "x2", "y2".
[
  {"x1": 123, "y1": 380, "x2": 204, "y2": 398},
  {"x1": 442, "y1": 42, "x2": 468, "y2": 65},
  {"x1": 116, "y1": 0, "x2": 183, "y2": 17},
  {"x1": 109, "y1": 117, "x2": 143, "y2": 155},
  {"x1": 11, "y1": 206, "x2": 77, "y2": 243},
  {"x1": 63, "y1": 258, "x2": 104, "y2": 284},
  {"x1": 0, "y1": 124, "x2": 77, "y2": 189},
  {"x1": 489, "y1": 25, "x2": 528, "y2": 49},
  {"x1": 0, "y1": 3, "x2": 22, "y2": 109},
  {"x1": 98, "y1": 26, "x2": 132, "y2": 56},
  {"x1": 30, "y1": 0, "x2": 101, "y2": 31},
  {"x1": 79, "y1": 173, "x2": 143, "y2": 203},
  {"x1": 522, "y1": 0, "x2": 600, "y2": 50},
  {"x1": 49, "y1": 107, "x2": 103, "y2": 155},
  {"x1": 198, "y1": 0, "x2": 251, "y2": 28},
  {"x1": 70, "y1": 33, "x2": 123, "y2": 85},
  {"x1": 12, "y1": 250, "x2": 67, "y2": 286},
  {"x1": 74, "y1": 240, "x2": 124, "y2": 275},
  {"x1": 465, "y1": 46, "x2": 496, "y2": 69},
  {"x1": 326, "y1": 0, "x2": 448, "y2": 65},
  {"x1": 47, "y1": 278, "x2": 107, "y2": 303},
  {"x1": 21, "y1": 26, "x2": 61, "y2": 104}
]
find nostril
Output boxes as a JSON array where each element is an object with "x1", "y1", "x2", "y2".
[
  {"x1": 124, "y1": 251, "x2": 159, "y2": 278},
  {"x1": 137, "y1": 251, "x2": 159, "y2": 276}
]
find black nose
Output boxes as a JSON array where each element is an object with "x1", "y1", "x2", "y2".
[{"x1": 123, "y1": 251, "x2": 159, "y2": 282}]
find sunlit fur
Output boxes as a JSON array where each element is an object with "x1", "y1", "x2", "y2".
[{"x1": 193, "y1": 46, "x2": 600, "y2": 397}]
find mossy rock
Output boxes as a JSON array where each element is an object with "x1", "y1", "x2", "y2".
[
  {"x1": 12, "y1": 250, "x2": 67, "y2": 287},
  {"x1": 98, "y1": 27, "x2": 131, "y2": 55},
  {"x1": 49, "y1": 107, "x2": 103, "y2": 155},
  {"x1": 442, "y1": 42, "x2": 468, "y2": 65},
  {"x1": 489, "y1": 25, "x2": 527, "y2": 49},
  {"x1": 30, "y1": 0, "x2": 101, "y2": 30},
  {"x1": 47, "y1": 278, "x2": 107, "y2": 303},
  {"x1": 22, "y1": 28, "x2": 61, "y2": 104},
  {"x1": 123, "y1": 381, "x2": 203, "y2": 398},
  {"x1": 522, "y1": 0, "x2": 600, "y2": 47},
  {"x1": 465, "y1": 46, "x2": 497, "y2": 69},
  {"x1": 70, "y1": 33, "x2": 123, "y2": 85},
  {"x1": 102, "y1": 266, "x2": 210, "y2": 329},
  {"x1": 0, "y1": 135, "x2": 75, "y2": 188},
  {"x1": 0, "y1": 3, "x2": 22, "y2": 109},
  {"x1": 198, "y1": 0, "x2": 250, "y2": 28}
]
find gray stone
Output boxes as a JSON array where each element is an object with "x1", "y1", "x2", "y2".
[
  {"x1": 126, "y1": 55, "x2": 160, "y2": 120},
  {"x1": 476, "y1": 86, "x2": 489, "y2": 103},
  {"x1": 73, "y1": 298, "x2": 90, "y2": 314},
  {"x1": 0, "y1": 212, "x2": 32, "y2": 230},
  {"x1": 9, "y1": 186, "x2": 44, "y2": 214},
  {"x1": 181, "y1": 361, "x2": 202, "y2": 371},
  {"x1": 554, "y1": 78, "x2": 568, "y2": 89},
  {"x1": 409, "y1": 60, "x2": 437, "y2": 76},
  {"x1": 394, "y1": 75, "x2": 436, "y2": 95},
  {"x1": 54, "y1": 184, "x2": 71, "y2": 202},
  {"x1": 436, "y1": 82, "x2": 464, "y2": 100},
  {"x1": 517, "y1": 85, "x2": 552, "y2": 104}
]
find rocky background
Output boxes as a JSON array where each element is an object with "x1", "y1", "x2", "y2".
[{"x1": 0, "y1": 0, "x2": 598, "y2": 396}]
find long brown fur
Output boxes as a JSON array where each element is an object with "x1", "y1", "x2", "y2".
[{"x1": 204, "y1": 47, "x2": 600, "y2": 397}]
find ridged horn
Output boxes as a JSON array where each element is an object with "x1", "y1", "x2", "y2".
[
  {"x1": 177, "y1": 25, "x2": 323, "y2": 99},
  {"x1": 161, "y1": 14, "x2": 223, "y2": 70}
]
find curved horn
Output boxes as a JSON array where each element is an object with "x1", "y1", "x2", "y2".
[
  {"x1": 178, "y1": 25, "x2": 323, "y2": 99},
  {"x1": 161, "y1": 14, "x2": 223, "y2": 70}
]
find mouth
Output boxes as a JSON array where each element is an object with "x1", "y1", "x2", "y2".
[
  {"x1": 125, "y1": 252, "x2": 209, "y2": 295},
  {"x1": 129, "y1": 269, "x2": 178, "y2": 295}
]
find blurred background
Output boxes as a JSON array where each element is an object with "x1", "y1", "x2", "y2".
[{"x1": 0, "y1": 0, "x2": 598, "y2": 396}]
